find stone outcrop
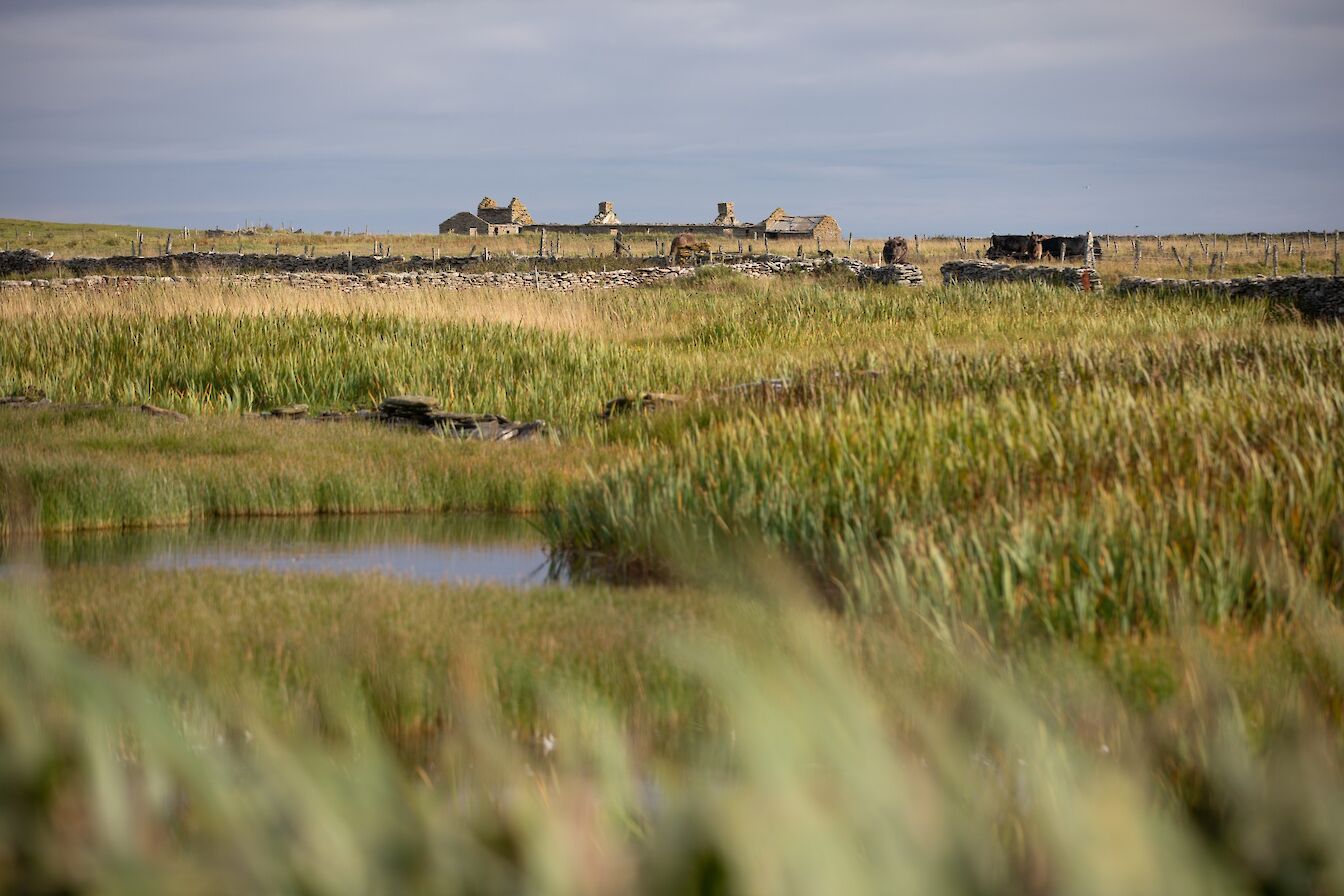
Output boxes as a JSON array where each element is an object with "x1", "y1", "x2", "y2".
[
  {"x1": 1116, "y1": 275, "x2": 1343, "y2": 322},
  {"x1": 373, "y1": 395, "x2": 546, "y2": 440},
  {"x1": 940, "y1": 259, "x2": 1103, "y2": 292}
]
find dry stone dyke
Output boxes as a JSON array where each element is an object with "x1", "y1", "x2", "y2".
[
  {"x1": 940, "y1": 259, "x2": 1103, "y2": 292},
  {"x1": 857, "y1": 263, "x2": 923, "y2": 286},
  {"x1": 1116, "y1": 275, "x2": 1343, "y2": 322},
  {"x1": 1, "y1": 254, "x2": 923, "y2": 294}
]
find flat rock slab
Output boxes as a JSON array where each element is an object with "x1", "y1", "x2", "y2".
[{"x1": 379, "y1": 395, "x2": 441, "y2": 414}]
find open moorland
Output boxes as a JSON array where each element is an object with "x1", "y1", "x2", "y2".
[{"x1": 3, "y1": 220, "x2": 1344, "y2": 892}]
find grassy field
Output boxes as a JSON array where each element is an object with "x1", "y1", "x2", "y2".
[
  {"x1": 5, "y1": 215, "x2": 1341, "y2": 281},
  {"x1": 3, "y1": 242, "x2": 1344, "y2": 891}
]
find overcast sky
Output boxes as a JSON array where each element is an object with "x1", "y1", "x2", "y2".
[{"x1": 2, "y1": 0, "x2": 1340, "y2": 235}]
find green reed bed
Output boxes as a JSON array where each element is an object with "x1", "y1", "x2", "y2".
[{"x1": 547, "y1": 326, "x2": 1344, "y2": 635}]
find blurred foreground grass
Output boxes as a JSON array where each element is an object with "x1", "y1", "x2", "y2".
[{"x1": 3, "y1": 566, "x2": 1343, "y2": 894}]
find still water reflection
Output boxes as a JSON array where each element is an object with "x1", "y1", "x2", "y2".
[{"x1": 2, "y1": 515, "x2": 561, "y2": 587}]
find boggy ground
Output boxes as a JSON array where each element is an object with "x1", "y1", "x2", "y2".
[{"x1": 3, "y1": 266, "x2": 1344, "y2": 892}]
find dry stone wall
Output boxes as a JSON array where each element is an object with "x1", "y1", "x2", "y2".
[
  {"x1": 941, "y1": 259, "x2": 1103, "y2": 292},
  {"x1": 1116, "y1": 275, "x2": 1343, "y2": 322},
  {"x1": 0, "y1": 248, "x2": 471, "y2": 278},
  {"x1": 857, "y1": 264, "x2": 924, "y2": 286},
  {"x1": 0, "y1": 256, "x2": 916, "y2": 293}
]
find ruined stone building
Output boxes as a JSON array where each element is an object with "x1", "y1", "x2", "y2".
[
  {"x1": 753, "y1": 208, "x2": 842, "y2": 241},
  {"x1": 439, "y1": 196, "x2": 535, "y2": 236}
]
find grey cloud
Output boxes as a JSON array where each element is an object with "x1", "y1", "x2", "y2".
[{"x1": 1, "y1": 0, "x2": 1340, "y2": 233}]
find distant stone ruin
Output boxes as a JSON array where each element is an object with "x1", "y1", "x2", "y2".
[
  {"x1": 436, "y1": 197, "x2": 842, "y2": 241},
  {"x1": 589, "y1": 201, "x2": 621, "y2": 225},
  {"x1": 439, "y1": 195, "x2": 534, "y2": 235},
  {"x1": 712, "y1": 202, "x2": 742, "y2": 227}
]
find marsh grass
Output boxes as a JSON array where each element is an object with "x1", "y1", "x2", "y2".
[
  {"x1": 0, "y1": 408, "x2": 591, "y2": 532},
  {"x1": 546, "y1": 325, "x2": 1344, "y2": 634}
]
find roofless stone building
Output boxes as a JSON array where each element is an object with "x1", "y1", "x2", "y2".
[{"x1": 439, "y1": 197, "x2": 535, "y2": 236}]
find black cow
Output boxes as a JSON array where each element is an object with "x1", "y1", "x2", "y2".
[
  {"x1": 1040, "y1": 235, "x2": 1103, "y2": 262},
  {"x1": 987, "y1": 234, "x2": 1039, "y2": 260}
]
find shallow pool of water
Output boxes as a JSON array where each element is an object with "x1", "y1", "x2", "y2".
[{"x1": 2, "y1": 515, "x2": 563, "y2": 587}]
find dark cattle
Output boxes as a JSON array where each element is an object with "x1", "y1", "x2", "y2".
[
  {"x1": 987, "y1": 234, "x2": 1039, "y2": 260},
  {"x1": 1040, "y1": 235, "x2": 1103, "y2": 261},
  {"x1": 881, "y1": 236, "x2": 908, "y2": 265},
  {"x1": 1027, "y1": 233, "x2": 1043, "y2": 262}
]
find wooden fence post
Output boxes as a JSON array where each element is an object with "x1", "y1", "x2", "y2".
[
  {"x1": 1085, "y1": 230, "x2": 1094, "y2": 269},
  {"x1": 1133, "y1": 239, "x2": 1141, "y2": 274},
  {"x1": 1334, "y1": 231, "x2": 1340, "y2": 277},
  {"x1": 1272, "y1": 244, "x2": 1279, "y2": 277}
]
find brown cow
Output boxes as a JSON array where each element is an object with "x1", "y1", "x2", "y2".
[
  {"x1": 670, "y1": 232, "x2": 710, "y2": 265},
  {"x1": 881, "y1": 236, "x2": 908, "y2": 265},
  {"x1": 1027, "y1": 232, "x2": 1043, "y2": 262}
]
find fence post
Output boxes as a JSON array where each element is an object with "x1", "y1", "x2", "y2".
[
  {"x1": 165, "y1": 235, "x2": 172, "y2": 256},
  {"x1": 1334, "y1": 231, "x2": 1340, "y2": 277},
  {"x1": 1084, "y1": 230, "x2": 1094, "y2": 269},
  {"x1": 1132, "y1": 239, "x2": 1140, "y2": 274},
  {"x1": 1171, "y1": 246, "x2": 1181, "y2": 269},
  {"x1": 1300, "y1": 247, "x2": 1307, "y2": 274},
  {"x1": 1272, "y1": 244, "x2": 1278, "y2": 277}
]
